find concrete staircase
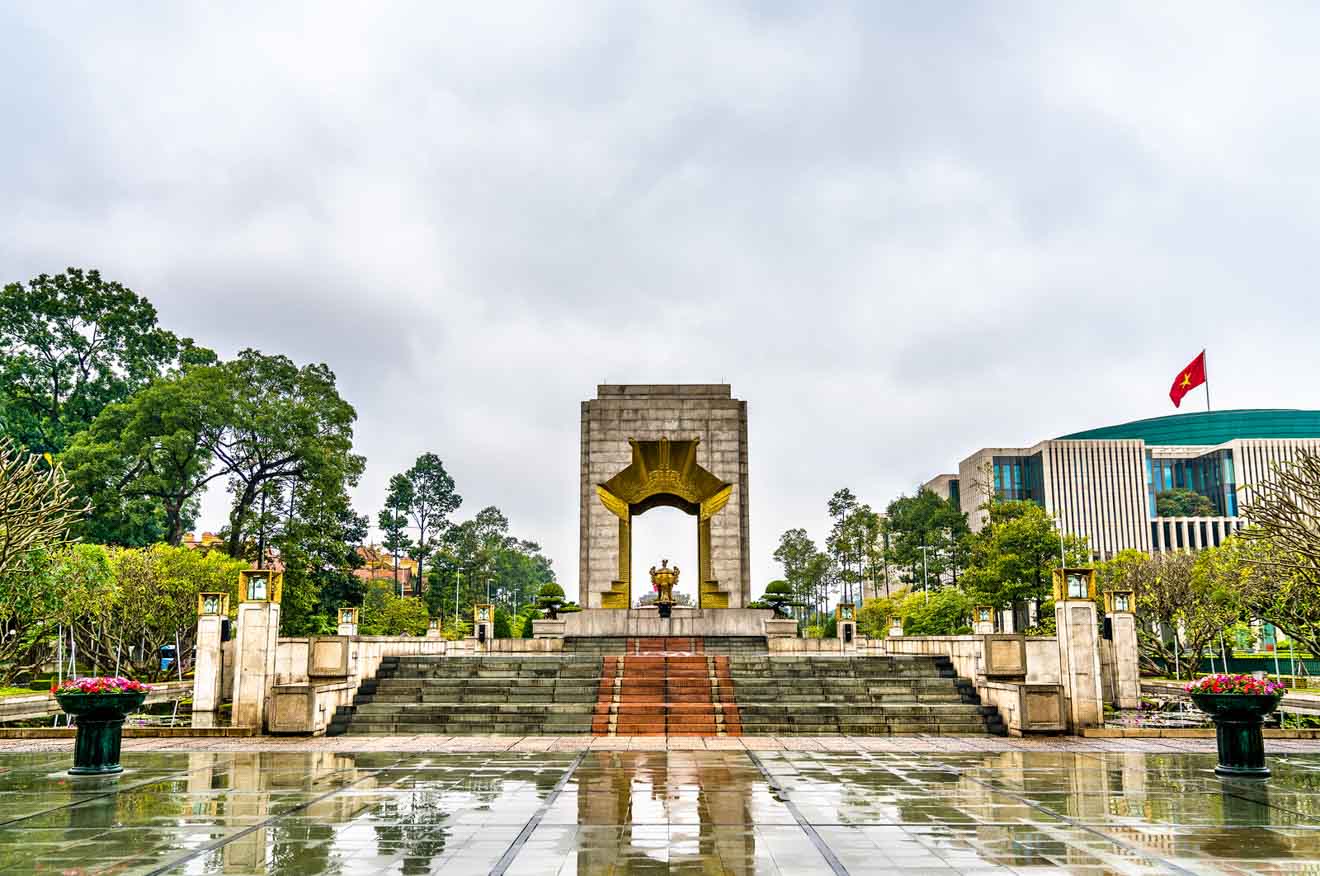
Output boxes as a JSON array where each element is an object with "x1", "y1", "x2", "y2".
[
  {"x1": 727, "y1": 654, "x2": 1004, "y2": 735},
  {"x1": 329, "y1": 642, "x2": 1003, "y2": 737},
  {"x1": 329, "y1": 655, "x2": 600, "y2": 735}
]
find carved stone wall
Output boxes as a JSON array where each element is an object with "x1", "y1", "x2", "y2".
[{"x1": 579, "y1": 385, "x2": 750, "y2": 609}]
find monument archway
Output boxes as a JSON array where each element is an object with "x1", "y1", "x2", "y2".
[
  {"x1": 596, "y1": 437, "x2": 732, "y2": 609},
  {"x1": 580, "y1": 385, "x2": 751, "y2": 610}
]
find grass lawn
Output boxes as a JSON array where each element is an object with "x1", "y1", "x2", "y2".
[{"x1": 0, "y1": 686, "x2": 43, "y2": 699}]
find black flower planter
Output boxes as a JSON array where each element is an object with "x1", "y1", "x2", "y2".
[
  {"x1": 55, "y1": 691, "x2": 148, "y2": 776},
  {"x1": 1190, "y1": 692, "x2": 1282, "y2": 778}
]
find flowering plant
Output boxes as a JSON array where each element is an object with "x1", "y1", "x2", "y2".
[
  {"x1": 51, "y1": 677, "x2": 152, "y2": 695},
  {"x1": 1185, "y1": 674, "x2": 1285, "y2": 697}
]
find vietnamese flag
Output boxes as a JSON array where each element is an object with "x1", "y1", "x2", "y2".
[{"x1": 1169, "y1": 351, "x2": 1206, "y2": 407}]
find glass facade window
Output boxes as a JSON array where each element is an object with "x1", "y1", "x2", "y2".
[
  {"x1": 948, "y1": 479, "x2": 960, "y2": 507},
  {"x1": 992, "y1": 454, "x2": 1045, "y2": 505},
  {"x1": 1146, "y1": 449, "x2": 1237, "y2": 517}
]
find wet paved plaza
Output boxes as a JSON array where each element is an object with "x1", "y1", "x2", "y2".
[{"x1": 1, "y1": 742, "x2": 1319, "y2": 874}]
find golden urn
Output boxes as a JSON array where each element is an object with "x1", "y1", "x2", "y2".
[{"x1": 649, "y1": 559, "x2": 679, "y2": 606}]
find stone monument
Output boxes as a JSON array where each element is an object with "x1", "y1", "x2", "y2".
[{"x1": 580, "y1": 384, "x2": 750, "y2": 609}]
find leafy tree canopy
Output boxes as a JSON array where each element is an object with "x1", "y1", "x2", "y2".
[
  {"x1": 960, "y1": 500, "x2": 1088, "y2": 609},
  {"x1": 0, "y1": 269, "x2": 194, "y2": 455}
]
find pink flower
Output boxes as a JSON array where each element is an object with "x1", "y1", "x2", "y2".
[
  {"x1": 53, "y1": 676, "x2": 151, "y2": 695},
  {"x1": 1185, "y1": 673, "x2": 1284, "y2": 696}
]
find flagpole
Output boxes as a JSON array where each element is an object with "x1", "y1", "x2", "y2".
[{"x1": 1204, "y1": 349, "x2": 1211, "y2": 412}]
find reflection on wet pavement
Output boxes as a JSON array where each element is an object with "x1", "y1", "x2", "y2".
[{"x1": 0, "y1": 749, "x2": 1318, "y2": 873}]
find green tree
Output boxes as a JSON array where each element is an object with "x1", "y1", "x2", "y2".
[
  {"x1": 278, "y1": 485, "x2": 369, "y2": 636},
  {"x1": 900, "y1": 587, "x2": 972, "y2": 636},
  {"x1": 773, "y1": 528, "x2": 831, "y2": 626},
  {"x1": 960, "y1": 499, "x2": 1089, "y2": 617},
  {"x1": 883, "y1": 489, "x2": 970, "y2": 593},
  {"x1": 1, "y1": 543, "x2": 111, "y2": 685},
  {"x1": 857, "y1": 589, "x2": 909, "y2": 639},
  {"x1": 62, "y1": 365, "x2": 225, "y2": 546},
  {"x1": 1239, "y1": 448, "x2": 1320, "y2": 656},
  {"x1": 378, "y1": 474, "x2": 414, "y2": 596},
  {"x1": 0, "y1": 268, "x2": 187, "y2": 455},
  {"x1": 493, "y1": 606, "x2": 513, "y2": 639},
  {"x1": 1210, "y1": 535, "x2": 1320, "y2": 661},
  {"x1": 1155, "y1": 487, "x2": 1217, "y2": 517},
  {"x1": 206, "y1": 350, "x2": 362, "y2": 560},
  {"x1": 395, "y1": 453, "x2": 462, "y2": 591},
  {"x1": 380, "y1": 597, "x2": 430, "y2": 636},
  {"x1": 1101, "y1": 549, "x2": 1240, "y2": 678},
  {"x1": 518, "y1": 607, "x2": 542, "y2": 639}
]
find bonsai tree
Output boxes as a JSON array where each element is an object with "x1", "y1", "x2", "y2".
[
  {"x1": 536, "y1": 582, "x2": 566, "y2": 620},
  {"x1": 759, "y1": 580, "x2": 797, "y2": 619}
]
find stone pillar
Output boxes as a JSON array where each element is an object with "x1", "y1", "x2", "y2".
[
  {"x1": 1055, "y1": 600, "x2": 1105, "y2": 730},
  {"x1": 192, "y1": 614, "x2": 225, "y2": 714},
  {"x1": 1109, "y1": 610, "x2": 1141, "y2": 709},
  {"x1": 231, "y1": 601, "x2": 280, "y2": 730}
]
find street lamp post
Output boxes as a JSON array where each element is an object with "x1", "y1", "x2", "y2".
[{"x1": 921, "y1": 543, "x2": 930, "y2": 602}]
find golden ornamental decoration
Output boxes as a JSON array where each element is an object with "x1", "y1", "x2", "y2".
[
  {"x1": 596, "y1": 437, "x2": 733, "y2": 519},
  {"x1": 650, "y1": 559, "x2": 679, "y2": 605}
]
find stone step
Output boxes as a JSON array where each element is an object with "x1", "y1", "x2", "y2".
[{"x1": 337, "y1": 638, "x2": 1001, "y2": 738}]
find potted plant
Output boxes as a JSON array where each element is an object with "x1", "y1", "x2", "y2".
[
  {"x1": 52, "y1": 677, "x2": 152, "y2": 775},
  {"x1": 536, "y1": 582, "x2": 566, "y2": 620},
  {"x1": 1186, "y1": 673, "x2": 1285, "y2": 778}
]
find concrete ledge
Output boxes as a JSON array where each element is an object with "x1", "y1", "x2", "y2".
[
  {"x1": 1082, "y1": 727, "x2": 1320, "y2": 739},
  {"x1": 0, "y1": 727, "x2": 258, "y2": 738},
  {"x1": 559, "y1": 608, "x2": 772, "y2": 638}
]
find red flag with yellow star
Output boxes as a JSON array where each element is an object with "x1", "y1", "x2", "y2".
[{"x1": 1169, "y1": 351, "x2": 1207, "y2": 408}]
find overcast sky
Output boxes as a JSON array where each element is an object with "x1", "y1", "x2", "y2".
[{"x1": 3, "y1": 2, "x2": 1318, "y2": 595}]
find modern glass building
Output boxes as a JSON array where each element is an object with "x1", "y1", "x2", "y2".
[{"x1": 925, "y1": 409, "x2": 1320, "y2": 557}]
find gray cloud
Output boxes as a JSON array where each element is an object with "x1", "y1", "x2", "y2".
[{"x1": 3, "y1": 1, "x2": 1319, "y2": 587}]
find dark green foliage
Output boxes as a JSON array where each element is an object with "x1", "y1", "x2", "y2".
[
  {"x1": 378, "y1": 474, "x2": 413, "y2": 596},
  {"x1": 1156, "y1": 487, "x2": 1217, "y2": 517},
  {"x1": 902, "y1": 588, "x2": 972, "y2": 636},
  {"x1": 493, "y1": 606, "x2": 513, "y2": 639},
  {"x1": 394, "y1": 453, "x2": 462, "y2": 590},
  {"x1": 536, "y1": 582, "x2": 566, "y2": 619},
  {"x1": 759, "y1": 580, "x2": 798, "y2": 618},
  {"x1": 0, "y1": 269, "x2": 186, "y2": 456},
  {"x1": 960, "y1": 500, "x2": 1089, "y2": 610},
  {"x1": 884, "y1": 488, "x2": 971, "y2": 590},
  {"x1": 519, "y1": 608, "x2": 542, "y2": 638}
]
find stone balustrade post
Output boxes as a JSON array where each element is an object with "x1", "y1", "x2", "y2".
[
  {"x1": 1109, "y1": 609, "x2": 1141, "y2": 709},
  {"x1": 1055, "y1": 599, "x2": 1105, "y2": 730},
  {"x1": 231, "y1": 601, "x2": 280, "y2": 729},
  {"x1": 192, "y1": 613, "x2": 225, "y2": 714}
]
